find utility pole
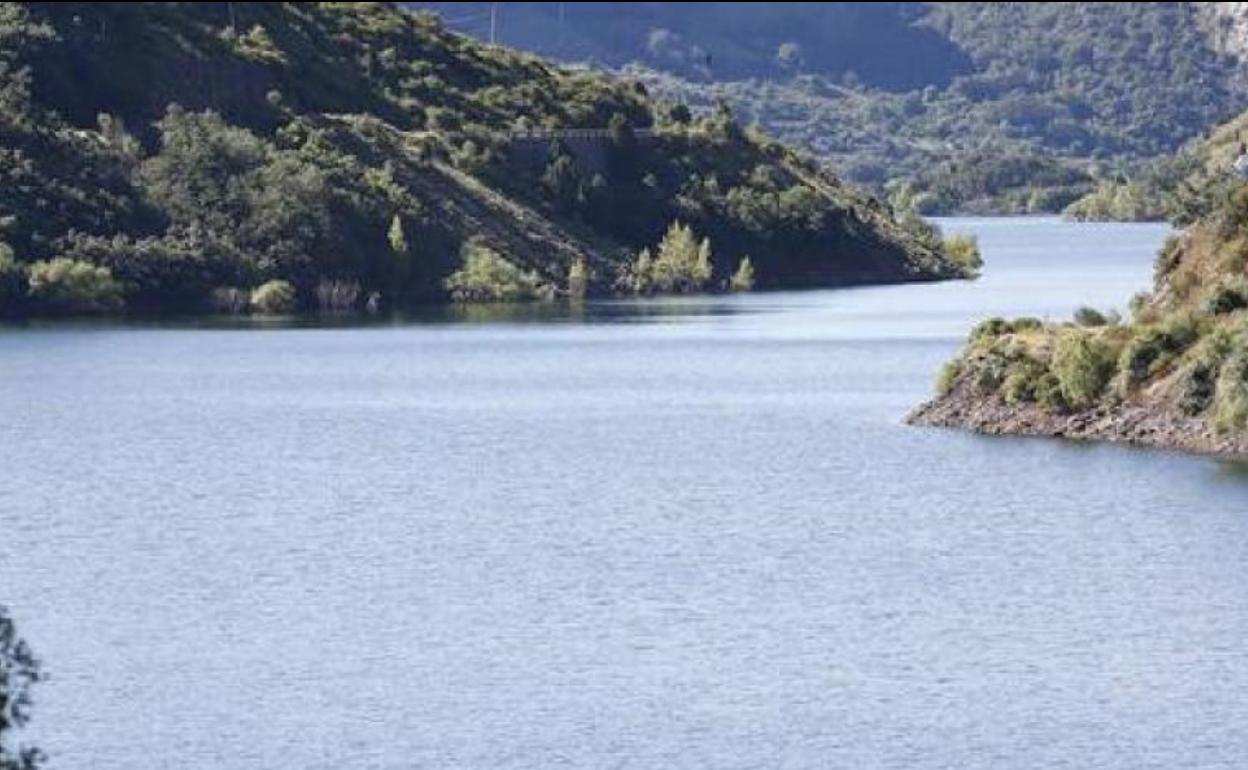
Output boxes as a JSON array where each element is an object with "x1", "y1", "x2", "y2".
[{"x1": 489, "y1": 2, "x2": 498, "y2": 45}]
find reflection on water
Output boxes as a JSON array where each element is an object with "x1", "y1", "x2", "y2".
[{"x1": 6, "y1": 218, "x2": 1248, "y2": 770}]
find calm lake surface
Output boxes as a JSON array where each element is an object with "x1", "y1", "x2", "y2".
[{"x1": 5, "y1": 217, "x2": 1248, "y2": 769}]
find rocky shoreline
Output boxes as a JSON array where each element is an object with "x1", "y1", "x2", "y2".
[{"x1": 907, "y1": 383, "x2": 1248, "y2": 458}]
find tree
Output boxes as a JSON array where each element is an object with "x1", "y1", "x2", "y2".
[
  {"x1": 388, "y1": 214, "x2": 408, "y2": 256},
  {"x1": 729, "y1": 256, "x2": 755, "y2": 291},
  {"x1": 567, "y1": 257, "x2": 588, "y2": 300},
  {"x1": 1, "y1": 606, "x2": 43, "y2": 770}
]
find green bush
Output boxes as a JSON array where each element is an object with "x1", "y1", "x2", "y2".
[
  {"x1": 1117, "y1": 314, "x2": 1200, "y2": 387},
  {"x1": 936, "y1": 359, "x2": 961, "y2": 396},
  {"x1": 1178, "y1": 361, "x2": 1218, "y2": 416},
  {"x1": 1001, "y1": 359, "x2": 1049, "y2": 404},
  {"x1": 1202, "y1": 277, "x2": 1248, "y2": 316},
  {"x1": 26, "y1": 258, "x2": 124, "y2": 314},
  {"x1": 969, "y1": 317, "x2": 1013, "y2": 343},
  {"x1": 1052, "y1": 330, "x2": 1115, "y2": 408},
  {"x1": 1034, "y1": 372, "x2": 1067, "y2": 412},
  {"x1": 445, "y1": 242, "x2": 545, "y2": 302},
  {"x1": 250, "y1": 279, "x2": 297, "y2": 314},
  {"x1": 1211, "y1": 349, "x2": 1248, "y2": 435},
  {"x1": 942, "y1": 233, "x2": 982, "y2": 277},
  {"x1": 1073, "y1": 306, "x2": 1109, "y2": 327}
]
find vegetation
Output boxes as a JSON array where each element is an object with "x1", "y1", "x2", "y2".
[
  {"x1": 1064, "y1": 109, "x2": 1248, "y2": 224},
  {"x1": 941, "y1": 233, "x2": 982, "y2": 278},
  {"x1": 445, "y1": 241, "x2": 547, "y2": 302},
  {"x1": 249, "y1": 279, "x2": 297, "y2": 315},
  {"x1": 729, "y1": 256, "x2": 755, "y2": 292},
  {"x1": 0, "y1": 606, "x2": 42, "y2": 770},
  {"x1": 442, "y1": 1, "x2": 1248, "y2": 214},
  {"x1": 930, "y1": 175, "x2": 1248, "y2": 442},
  {"x1": 623, "y1": 221, "x2": 712, "y2": 295},
  {"x1": 0, "y1": 2, "x2": 969, "y2": 318}
]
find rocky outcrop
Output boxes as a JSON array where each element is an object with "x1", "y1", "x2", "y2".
[{"x1": 907, "y1": 379, "x2": 1248, "y2": 458}]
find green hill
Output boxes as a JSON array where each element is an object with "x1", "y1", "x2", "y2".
[
  {"x1": 0, "y1": 2, "x2": 968, "y2": 318},
  {"x1": 413, "y1": 2, "x2": 1248, "y2": 215}
]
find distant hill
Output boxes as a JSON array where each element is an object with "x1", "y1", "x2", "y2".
[
  {"x1": 0, "y1": 2, "x2": 969, "y2": 318},
  {"x1": 408, "y1": 2, "x2": 971, "y2": 89},
  {"x1": 411, "y1": 2, "x2": 1248, "y2": 214}
]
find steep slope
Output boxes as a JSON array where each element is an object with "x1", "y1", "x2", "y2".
[
  {"x1": 0, "y1": 2, "x2": 967, "y2": 317},
  {"x1": 413, "y1": 2, "x2": 1248, "y2": 214}
]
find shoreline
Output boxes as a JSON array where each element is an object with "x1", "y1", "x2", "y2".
[{"x1": 907, "y1": 386, "x2": 1248, "y2": 459}]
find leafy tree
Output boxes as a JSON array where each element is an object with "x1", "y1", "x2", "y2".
[
  {"x1": 249, "y1": 279, "x2": 297, "y2": 314},
  {"x1": 26, "y1": 258, "x2": 124, "y2": 314},
  {"x1": 445, "y1": 241, "x2": 545, "y2": 302}
]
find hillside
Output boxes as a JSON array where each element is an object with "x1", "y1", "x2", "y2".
[
  {"x1": 0, "y1": 2, "x2": 968, "y2": 318},
  {"x1": 909, "y1": 181, "x2": 1248, "y2": 456},
  {"x1": 1064, "y1": 108, "x2": 1248, "y2": 224},
  {"x1": 413, "y1": 2, "x2": 1248, "y2": 215}
]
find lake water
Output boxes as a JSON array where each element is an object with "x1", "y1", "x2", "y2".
[{"x1": 5, "y1": 217, "x2": 1248, "y2": 769}]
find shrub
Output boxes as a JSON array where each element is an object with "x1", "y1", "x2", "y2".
[
  {"x1": 936, "y1": 359, "x2": 961, "y2": 396},
  {"x1": 1052, "y1": 330, "x2": 1115, "y2": 408},
  {"x1": 1202, "y1": 277, "x2": 1248, "y2": 316},
  {"x1": 1002, "y1": 359, "x2": 1048, "y2": 404},
  {"x1": 729, "y1": 256, "x2": 755, "y2": 292},
  {"x1": 250, "y1": 279, "x2": 297, "y2": 314},
  {"x1": 1178, "y1": 361, "x2": 1217, "y2": 416},
  {"x1": 26, "y1": 258, "x2": 124, "y2": 314},
  {"x1": 1011, "y1": 317, "x2": 1044, "y2": 332},
  {"x1": 1073, "y1": 306, "x2": 1109, "y2": 327},
  {"x1": 942, "y1": 233, "x2": 982, "y2": 277},
  {"x1": 1034, "y1": 372, "x2": 1067, "y2": 412},
  {"x1": 1211, "y1": 349, "x2": 1248, "y2": 435},
  {"x1": 445, "y1": 241, "x2": 544, "y2": 302},
  {"x1": 969, "y1": 317, "x2": 1014, "y2": 343},
  {"x1": 1117, "y1": 314, "x2": 1200, "y2": 387}
]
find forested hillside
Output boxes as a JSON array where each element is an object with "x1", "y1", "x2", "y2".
[
  {"x1": 1065, "y1": 109, "x2": 1248, "y2": 224},
  {"x1": 415, "y1": 2, "x2": 1248, "y2": 214},
  {"x1": 0, "y1": 2, "x2": 970, "y2": 318}
]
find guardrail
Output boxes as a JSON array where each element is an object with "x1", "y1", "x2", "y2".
[{"x1": 499, "y1": 127, "x2": 656, "y2": 141}]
